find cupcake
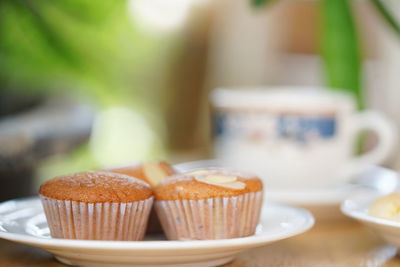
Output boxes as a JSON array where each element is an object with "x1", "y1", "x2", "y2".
[
  {"x1": 39, "y1": 171, "x2": 153, "y2": 240},
  {"x1": 107, "y1": 161, "x2": 176, "y2": 233},
  {"x1": 154, "y1": 168, "x2": 263, "y2": 240},
  {"x1": 369, "y1": 193, "x2": 400, "y2": 222}
]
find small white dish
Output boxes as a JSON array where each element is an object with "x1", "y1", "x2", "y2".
[
  {"x1": 341, "y1": 188, "x2": 400, "y2": 248},
  {"x1": 0, "y1": 197, "x2": 313, "y2": 267}
]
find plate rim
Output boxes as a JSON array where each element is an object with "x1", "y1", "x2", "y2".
[{"x1": 0, "y1": 197, "x2": 314, "y2": 251}]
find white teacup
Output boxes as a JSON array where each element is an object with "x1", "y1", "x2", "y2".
[{"x1": 210, "y1": 87, "x2": 397, "y2": 189}]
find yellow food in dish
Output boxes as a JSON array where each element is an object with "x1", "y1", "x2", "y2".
[{"x1": 369, "y1": 193, "x2": 400, "y2": 222}]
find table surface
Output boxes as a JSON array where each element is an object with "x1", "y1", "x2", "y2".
[{"x1": 1, "y1": 219, "x2": 400, "y2": 267}]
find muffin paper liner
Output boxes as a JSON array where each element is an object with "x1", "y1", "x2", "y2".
[
  {"x1": 146, "y1": 207, "x2": 163, "y2": 234},
  {"x1": 155, "y1": 191, "x2": 263, "y2": 240},
  {"x1": 40, "y1": 195, "x2": 153, "y2": 240}
]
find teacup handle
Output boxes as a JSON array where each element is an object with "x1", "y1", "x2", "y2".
[{"x1": 341, "y1": 110, "x2": 397, "y2": 182}]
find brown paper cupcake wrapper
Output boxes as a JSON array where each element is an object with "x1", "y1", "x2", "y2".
[
  {"x1": 155, "y1": 191, "x2": 263, "y2": 240},
  {"x1": 40, "y1": 195, "x2": 153, "y2": 240}
]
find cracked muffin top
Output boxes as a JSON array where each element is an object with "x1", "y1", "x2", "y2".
[{"x1": 40, "y1": 171, "x2": 153, "y2": 203}]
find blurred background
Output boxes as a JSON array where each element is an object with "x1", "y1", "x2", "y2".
[{"x1": 1, "y1": 0, "x2": 400, "y2": 201}]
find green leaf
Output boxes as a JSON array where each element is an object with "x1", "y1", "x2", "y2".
[
  {"x1": 12, "y1": 0, "x2": 81, "y2": 68},
  {"x1": 251, "y1": 0, "x2": 273, "y2": 7},
  {"x1": 320, "y1": 0, "x2": 363, "y2": 109},
  {"x1": 370, "y1": 0, "x2": 400, "y2": 37}
]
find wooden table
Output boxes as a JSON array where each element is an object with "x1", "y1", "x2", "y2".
[{"x1": 1, "y1": 219, "x2": 400, "y2": 267}]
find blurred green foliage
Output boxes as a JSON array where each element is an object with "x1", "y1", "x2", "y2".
[
  {"x1": 371, "y1": 0, "x2": 400, "y2": 36},
  {"x1": 320, "y1": 0, "x2": 362, "y2": 109},
  {"x1": 0, "y1": 0, "x2": 174, "y2": 112},
  {"x1": 251, "y1": 0, "x2": 274, "y2": 8}
]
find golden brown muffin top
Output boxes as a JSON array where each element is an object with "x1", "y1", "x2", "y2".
[
  {"x1": 107, "y1": 161, "x2": 176, "y2": 187},
  {"x1": 154, "y1": 168, "x2": 263, "y2": 201},
  {"x1": 39, "y1": 171, "x2": 153, "y2": 203}
]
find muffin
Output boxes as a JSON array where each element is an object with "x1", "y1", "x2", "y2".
[
  {"x1": 39, "y1": 171, "x2": 153, "y2": 240},
  {"x1": 154, "y1": 168, "x2": 263, "y2": 240},
  {"x1": 369, "y1": 193, "x2": 400, "y2": 222},
  {"x1": 107, "y1": 161, "x2": 176, "y2": 233}
]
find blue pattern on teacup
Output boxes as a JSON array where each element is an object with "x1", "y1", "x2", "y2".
[
  {"x1": 213, "y1": 111, "x2": 336, "y2": 145},
  {"x1": 277, "y1": 116, "x2": 336, "y2": 144}
]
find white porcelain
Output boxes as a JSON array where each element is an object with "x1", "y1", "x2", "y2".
[
  {"x1": 0, "y1": 197, "x2": 313, "y2": 267},
  {"x1": 267, "y1": 185, "x2": 355, "y2": 206},
  {"x1": 341, "y1": 188, "x2": 400, "y2": 248},
  {"x1": 210, "y1": 87, "x2": 397, "y2": 189}
]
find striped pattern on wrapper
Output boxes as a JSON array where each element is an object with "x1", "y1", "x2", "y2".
[
  {"x1": 155, "y1": 191, "x2": 263, "y2": 240},
  {"x1": 40, "y1": 195, "x2": 153, "y2": 240}
]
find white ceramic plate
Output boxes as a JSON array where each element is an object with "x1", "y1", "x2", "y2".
[
  {"x1": 0, "y1": 197, "x2": 313, "y2": 267},
  {"x1": 341, "y1": 188, "x2": 400, "y2": 248}
]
